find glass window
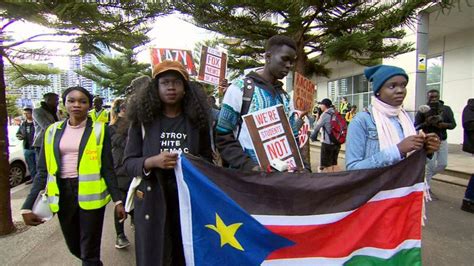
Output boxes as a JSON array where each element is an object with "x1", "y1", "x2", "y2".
[
  {"x1": 353, "y1": 74, "x2": 369, "y2": 93},
  {"x1": 427, "y1": 56, "x2": 442, "y2": 93},
  {"x1": 337, "y1": 77, "x2": 352, "y2": 95},
  {"x1": 327, "y1": 74, "x2": 369, "y2": 113}
]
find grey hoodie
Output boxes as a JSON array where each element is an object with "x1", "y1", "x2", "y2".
[{"x1": 310, "y1": 107, "x2": 336, "y2": 145}]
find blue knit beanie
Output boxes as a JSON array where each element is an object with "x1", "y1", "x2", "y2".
[{"x1": 364, "y1": 65, "x2": 409, "y2": 94}]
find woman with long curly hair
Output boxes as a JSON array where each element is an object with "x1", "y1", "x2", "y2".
[{"x1": 123, "y1": 61, "x2": 212, "y2": 266}]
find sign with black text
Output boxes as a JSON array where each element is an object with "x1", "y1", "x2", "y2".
[
  {"x1": 243, "y1": 105, "x2": 304, "y2": 171},
  {"x1": 293, "y1": 72, "x2": 316, "y2": 113},
  {"x1": 197, "y1": 46, "x2": 228, "y2": 86}
]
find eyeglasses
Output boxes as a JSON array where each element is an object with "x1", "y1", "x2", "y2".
[{"x1": 159, "y1": 79, "x2": 184, "y2": 87}]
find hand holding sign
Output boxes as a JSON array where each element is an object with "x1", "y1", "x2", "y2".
[{"x1": 243, "y1": 105, "x2": 304, "y2": 172}]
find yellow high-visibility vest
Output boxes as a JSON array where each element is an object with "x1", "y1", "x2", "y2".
[
  {"x1": 89, "y1": 109, "x2": 109, "y2": 123},
  {"x1": 44, "y1": 120, "x2": 111, "y2": 212},
  {"x1": 339, "y1": 102, "x2": 349, "y2": 114}
]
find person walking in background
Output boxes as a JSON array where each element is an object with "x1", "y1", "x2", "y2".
[
  {"x1": 124, "y1": 61, "x2": 212, "y2": 266},
  {"x1": 345, "y1": 105, "x2": 357, "y2": 124},
  {"x1": 109, "y1": 98, "x2": 133, "y2": 249},
  {"x1": 415, "y1": 89, "x2": 456, "y2": 194},
  {"x1": 216, "y1": 35, "x2": 307, "y2": 171},
  {"x1": 22, "y1": 86, "x2": 126, "y2": 266},
  {"x1": 89, "y1": 96, "x2": 109, "y2": 123},
  {"x1": 345, "y1": 65, "x2": 440, "y2": 171},
  {"x1": 310, "y1": 98, "x2": 341, "y2": 171},
  {"x1": 339, "y1": 96, "x2": 350, "y2": 117},
  {"x1": 16, "y1": 107, "x2": 36, "y2": 184},
  {"x1": 32, "y1": 92, "x2": 59, "y2": 158},
  {"x1": 207, "y1": 95, "x2": 220, "y2": 122},
  {"x1": 461, "y1": 98, "x2": 474, "y2": 213}
]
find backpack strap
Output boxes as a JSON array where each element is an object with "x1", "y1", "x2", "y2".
[
  {"x1": 241, "y1": 77, "x2": 255, "y2": 117},
  {"x1": 236, "y1": 77, "x2": 255, "y2": 139},
  {"x1": 323, "y1": 112, "x2": 340, "y2": 145}
]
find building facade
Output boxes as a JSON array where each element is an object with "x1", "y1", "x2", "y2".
[{"x1": 314, "y1": 1, "x2": 474, "y2": 144}]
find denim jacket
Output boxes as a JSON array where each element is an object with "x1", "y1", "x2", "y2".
[{"x1": 345, "y1": 108, "x2": 405, "y2": 170}]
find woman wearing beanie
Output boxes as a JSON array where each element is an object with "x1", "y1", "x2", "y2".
[
  {"x1": 22, "y1": 86, "x2": 126, "y2": 265},
  {"x1": 123, "y1": 61, "x2": 212, "y2": 266},
  {"x1": 345, "y1": 65, "x2": 440, "y2": 170}
]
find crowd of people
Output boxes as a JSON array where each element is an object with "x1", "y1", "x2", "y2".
[{"x1": 16, "y1": 34, "x2": 473, "y2": 266}]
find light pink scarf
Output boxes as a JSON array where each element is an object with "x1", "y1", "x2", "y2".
[{"x1": 371, "y1": 96, "x2": 416, "y2": 150}]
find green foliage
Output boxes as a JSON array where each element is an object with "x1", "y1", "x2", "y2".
[
  {"x1": 0, "y1": 1, "x2": 172, "y2": 55},
  {"x1": 5, "y1": 63, "x2": 60, "y2": 88},
  {"x1": 6, "y1": 94, "x2": 20, "y2": 118},
  {"x1": 175, "y1": 0, "x2": 442, "y2": 76},
  {"x1": 76, "y1": 49, "x2": 151, "y2": 96}
]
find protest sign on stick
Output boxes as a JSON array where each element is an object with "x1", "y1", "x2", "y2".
[
  {"x1": 197, "y1": 46, "x2": 228, "y2": 86},
  {"x1": 150, "y1": 48, "x2": 197, "y2": 76},
  {"x1": 293, "y1": 72, "x2": 316, "y2": 113},
  {"x1": 293, "y1": 72, "x2": 316, "y2": 169},
  {"x1": 243, "y1": 105, "x2": 304, "y2": 171}
]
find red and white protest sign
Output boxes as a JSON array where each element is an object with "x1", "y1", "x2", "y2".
[
  {"x1": 293, "y1": 72, "x2": 316, "y2": 112},
  {"x1": 298, "y1": 118, "x2": 310, "y2": 148},
  {"x1": 243, "y1": 105, "x2": 304, "y2": 171},
  {"x1": 197, "y1": 46, "x2": 227, "y2": 86},
  {"x1": 150, "y1": 48, "x2": 197, "y2": 76}
]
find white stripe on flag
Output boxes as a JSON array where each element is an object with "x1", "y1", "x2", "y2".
[
  {"x1": 262, "y1": 239, "x2": 421, "y2": 266},
  {"x1": 253, "y1": 183, "x2": 424, "y2": 226},
  {"x1": 175, "y1": 156, "x2": 195, "y2": 266}
]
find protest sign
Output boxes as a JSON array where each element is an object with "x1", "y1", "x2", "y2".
[
  {"x1": 293, "y1": 72, "x2": 316, "y2": 112},
  {"x1": 197, "y1": 46, "x2": 228, "y2": 86},
  {"x1": 150, "y1": 48, "x2": 197, "y2": 76},
  {"x1": 243, "y1": 105, "x2": 304, "y2": 171},
  {"x1": 298, "y1": 116, "x2": 310, "y2": 148}
]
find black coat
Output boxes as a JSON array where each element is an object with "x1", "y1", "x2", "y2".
[
  {"x1": 22, "y1": 118, "x2": 122, "y2": 210},
  {"x1": 462, "y1": 99, "x2": 474, "y2": 154},
  {"x1": 414, "y1": 100, "x2": 456, "y2": 140},
  {"x1": 109, "y1": 117, "x2": 131, "y2": 190},
  {"x1": 123, "y1": 116, "x2": 212, "y2": 266}
]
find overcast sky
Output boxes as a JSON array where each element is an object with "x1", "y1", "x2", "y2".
[{"x1": 6, "y1": 13, "x2": 216, "y2": 69}]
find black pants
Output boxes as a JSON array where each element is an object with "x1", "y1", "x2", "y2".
[
  {"x1": 320, "y1": 142, "x2": 341, "y2": 167},
  {"x1": 164, "y1": 177, "x2": 185, "y2": 266},
  {"x1": 58, "y1": 178, "x2": 105, "y2": 266},
  {"x1": 114, "y1": 188, "x2": 134, "y2": 236}
]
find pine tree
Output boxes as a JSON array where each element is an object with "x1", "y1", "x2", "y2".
[
  {"x1": 175, "y1": 1, "x2": 450, "y2": 76},
  {"x1": 0, "y1": 1, "x2": 171, "y2": 236},
  {"x1": 76, "y1": 49, "x2": 151, "y2": 96},
  {"x1": 5, "y1": 63, "x2": 61, "y2": 88}
]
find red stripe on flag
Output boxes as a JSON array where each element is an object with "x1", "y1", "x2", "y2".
[{"x1": 265, "y1": 191, "x2": 423, "y2": 259}]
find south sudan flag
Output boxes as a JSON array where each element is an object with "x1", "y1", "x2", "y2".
[{"x1": 176, "y1": 151, "x2": 425, "y2": 266}]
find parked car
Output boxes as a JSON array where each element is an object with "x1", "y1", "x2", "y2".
[{"x1": 8, "y1": 125, "x2": 29, "y2": 187}]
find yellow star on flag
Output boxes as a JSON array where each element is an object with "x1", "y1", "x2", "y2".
[{"x1": 206, "y1": 213, "x2": 244, "y2": 251}]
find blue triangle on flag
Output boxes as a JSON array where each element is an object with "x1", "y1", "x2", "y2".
[{"x1": 179, "y1": 157, "x2": 294, "y2": 266}]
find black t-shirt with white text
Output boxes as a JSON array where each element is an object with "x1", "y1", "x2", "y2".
[
  {"x1": 160, "y1": 114, "x2": 188, "y2": 190},
  {"x1": 160, "y1": 114, "x2": 188, "y2": 154}
]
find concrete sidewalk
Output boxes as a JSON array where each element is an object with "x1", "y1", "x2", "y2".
[{"x1": 0, "y1": 184, "x2": 135, "y2": 266}]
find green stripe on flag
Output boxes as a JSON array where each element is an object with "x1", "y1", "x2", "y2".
[{"x1": 344, "y1": 248, "x2": 421, "y2": 266}]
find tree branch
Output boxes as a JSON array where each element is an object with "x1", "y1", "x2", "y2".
[
  {"x1": 1, "y1": 19, "x2": 16, "y2": 31},
  {"x1": 3, "y1": 33, "x2": 77, "y2": 48},
  {"x1": 3, "y1": 55, "x2": 33, "y2": 83}
]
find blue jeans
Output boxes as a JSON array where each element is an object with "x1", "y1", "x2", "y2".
[
  {"x1": 465, "y1": 174, "x2": 474, "y2": 201},
  {"x1": 24, "y1": 148, "x2": 36, "y2": 180},
  {"x1": 426, "y1": 140, "x2": 448, "y2": 185}
]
